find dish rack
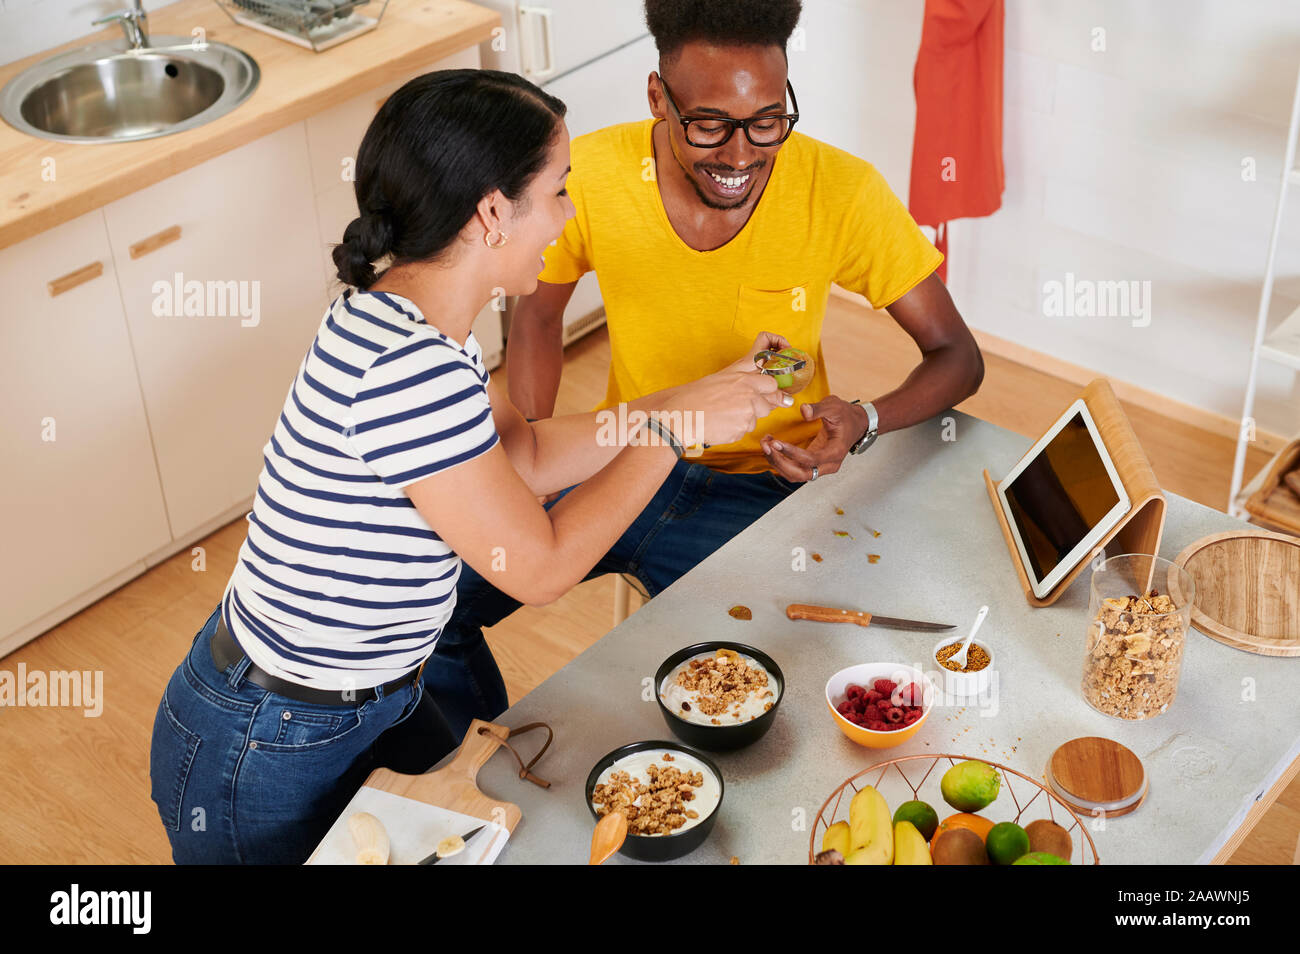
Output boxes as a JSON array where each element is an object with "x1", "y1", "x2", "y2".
[
  {"x1": 214, "y1": 0, "x2": 389, "y2": 51},
  {"x1": 810, "y1": 753, "x2": 1101, "y2": 865}
]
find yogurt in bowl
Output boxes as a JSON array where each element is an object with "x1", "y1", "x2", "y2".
[
  {"x1": 659, "y1": 648, "x2": 778, "y2": 726},
  {"x1": 653, "y1": 642, "x2": 785, "y2": 751},
  {"x1": 590, "y1": 748, "x2": 722, "y2": 836},
  {"x1": 584, "y1": 741, "x2": 725, "y2": 861}
]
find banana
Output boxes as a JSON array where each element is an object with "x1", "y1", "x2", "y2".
[
  {"x1": 822, "y1": 820, "x2": 851, "y2": 856},
  {"x1": 893, "y1": 820, "x2": 933, "y2": 865},
  {"x1": 348, "y1": 811, "x2": 390, "y2": 865},
  {"x1": 847, "y1": 786, "x2": 893, "y2": 864}
]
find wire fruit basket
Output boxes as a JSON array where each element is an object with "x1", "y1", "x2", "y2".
[{"x1": 810, "y1": 753, "x2": 1101, "y2": 865}]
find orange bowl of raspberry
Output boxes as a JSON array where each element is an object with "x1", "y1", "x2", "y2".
[{"x1": 825, "y1": 663, "x2": 936, "y2": 749}]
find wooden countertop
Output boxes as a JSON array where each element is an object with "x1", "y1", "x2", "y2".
[{"x1": 0, "y1": 0, "x2": 500, "y2": 251}]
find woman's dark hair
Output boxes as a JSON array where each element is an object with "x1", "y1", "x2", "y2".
[
  {"x1": 645, "y1": 0, "x2": 803, "y2": 62},
  {"x1": 333, "y1": 69, "x2": 567, "y2": 289}
]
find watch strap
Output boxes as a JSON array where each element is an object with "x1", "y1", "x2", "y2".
[{"x1": 849, "y1": 400, "x2": 879, "y2": 455}]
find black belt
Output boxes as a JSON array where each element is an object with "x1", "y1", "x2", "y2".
[{"x1": 210, "y1": 614, "x2": 425, "y2": 707}]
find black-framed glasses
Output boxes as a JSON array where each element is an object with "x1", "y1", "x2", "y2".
[{"x1": 659, "y1": 77, "x2": 799, "y2": 148}]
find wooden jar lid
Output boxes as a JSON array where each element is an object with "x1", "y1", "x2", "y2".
[{"x1": 1047, "y1": 737, "x2": 1147, "y2": 818}]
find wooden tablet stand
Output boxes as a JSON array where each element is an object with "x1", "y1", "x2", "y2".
[{"x1": 982, "y1": 378, "x2": 1166, "y2": 607}]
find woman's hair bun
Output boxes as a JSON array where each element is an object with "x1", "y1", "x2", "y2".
[{"x1": 332, "y1": 210, "x2": 393, "y2": 289}]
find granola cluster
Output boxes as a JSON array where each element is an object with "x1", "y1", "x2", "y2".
[
  {"x1": 591, "y1": 757, "x2": 704, "y2": 835},
  {"x1": 1082, "y1": 591, "x2": 1187, "y2": 720},
  {"x1": 673, "y1": 648, "x2": 772, "y2": 721}
]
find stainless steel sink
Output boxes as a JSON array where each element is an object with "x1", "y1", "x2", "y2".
[{"x1": 0, "y1": 37, "x2": 259, "y2": 144}]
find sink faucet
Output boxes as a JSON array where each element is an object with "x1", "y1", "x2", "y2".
[{"x1": 92, "y1": 0, "x2": 149, "y2": 50}]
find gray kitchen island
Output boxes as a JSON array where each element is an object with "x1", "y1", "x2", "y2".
[{"x1": 447, "y1": 410, "x2": 1299, "y2": 865}]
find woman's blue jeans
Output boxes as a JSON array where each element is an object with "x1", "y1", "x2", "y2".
[
  {"x1": 422, "y1": 459, "x2": 798, "y2": 737},
  {"x1": 149, "y1": 604, "x2": 459, "y2": 864}
]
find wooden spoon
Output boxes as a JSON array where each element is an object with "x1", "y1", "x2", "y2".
[{"x1": 589, "y1": 811, "x2": 628, "y2": 865}]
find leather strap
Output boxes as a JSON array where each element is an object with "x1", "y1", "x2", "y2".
[{"x1": 480, "y1": 721, "x2": 554, "y2": 788}]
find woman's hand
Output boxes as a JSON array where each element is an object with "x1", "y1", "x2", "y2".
[
  {"x1": 666, "y1": 344, "x2": 790, "y2": 448},
  {"x1": 723, "y1": 331, "x2": 794, "y2": 375}
]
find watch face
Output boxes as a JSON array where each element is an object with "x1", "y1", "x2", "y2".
[{"x1": 852, "y1": 431, "x2": 876, "y2": 455}]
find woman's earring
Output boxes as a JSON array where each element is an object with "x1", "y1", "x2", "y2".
[{"x1": 485, "y1": 230, "x2": 509, "y2": 249}]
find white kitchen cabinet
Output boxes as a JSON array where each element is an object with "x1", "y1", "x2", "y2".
[
  {"x1": 103, "y1": 124, "x2": 330, "y2": 542},
  {"x1": 0, "y1": 210, "x2": 172, "y2": 639}
]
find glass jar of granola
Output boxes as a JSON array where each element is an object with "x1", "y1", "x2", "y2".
[{"x1": 1082, "y1": 554, "x2": 1195, "y2": 721}]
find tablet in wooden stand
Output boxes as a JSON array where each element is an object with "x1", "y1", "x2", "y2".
[{"x1": 983, "y1": 378, "x2": 1167, "y2": 607}]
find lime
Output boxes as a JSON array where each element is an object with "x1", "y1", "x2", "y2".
[
  {"x1": 892, "y1": 800, "x2": 939, "y2": 842},
  {"x1": 1012, "y1": 851, "x2": 1070, "y2": 865},
  {"x1": 940, "y1": 760, "x2": 1001, "y2": 812},
  {"x1": 985, "y1": 822, "x2": 1031, "y2": 865}
]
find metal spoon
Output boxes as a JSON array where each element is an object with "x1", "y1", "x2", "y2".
[{"x1": 949, "y1": 605, "x2": 989, "y2": 671}]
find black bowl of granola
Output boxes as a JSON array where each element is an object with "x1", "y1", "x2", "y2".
[
  {"x1": 654, "y1": 642, "x2": 784, "y2": 751},
  {"x1": 585, "y1": 741, "x2": 725, "y2": 862}
]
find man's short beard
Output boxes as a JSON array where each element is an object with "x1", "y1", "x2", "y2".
[{"x1": 683, "y1": 164, "x2": 761, "y2": 211}]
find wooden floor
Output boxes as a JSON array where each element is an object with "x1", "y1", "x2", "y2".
[{"x1": 1, "y1": 295, "x2": 1294, "y2": 865}]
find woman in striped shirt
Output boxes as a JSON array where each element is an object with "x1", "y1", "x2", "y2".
[{"x1": 148, "y1": 69, "x2": 787, "y2": 864}]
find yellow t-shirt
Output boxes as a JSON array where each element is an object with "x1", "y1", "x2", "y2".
[{"x1": 540, "y1": 118, "x2": 943, "y2": 474}]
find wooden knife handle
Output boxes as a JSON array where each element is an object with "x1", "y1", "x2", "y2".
[{"x1": 785, "y1": 603, "x2": 873, "y2": 627}]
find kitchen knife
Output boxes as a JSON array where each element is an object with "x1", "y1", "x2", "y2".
[
  {"x1": 417, "y1": 825, "x2": 485, "y2": 865},
  {"x1": 785, "y1": 603, "x2": 954, "y2": 632}
]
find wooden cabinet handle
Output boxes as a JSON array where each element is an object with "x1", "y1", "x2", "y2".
[
  {"x1": 47, "y1": 262, "x2": 103, "y2": 297},
  {"x1": 129, "y1": 225, "x2": 182, "y2": 259}
]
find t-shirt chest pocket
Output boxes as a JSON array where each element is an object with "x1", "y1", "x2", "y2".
[{"x1": 731, "y1": 280, "x2": 829, "y2": 355}]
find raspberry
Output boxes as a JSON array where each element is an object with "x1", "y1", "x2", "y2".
[
  {"x1": 903, "y1": 709, "x2": 922, "y2": 724},
  {"x1": 866, "y1": 720, "x2": 888, "y2": 731},
  {"x1": 864, "y1": 690, "x2": 883, "y2": 704},
  {"x1": 876, "y1": 698, "x2": 893, "y2": 711},
  {"x1": 837, "y1": 700, "x2": 854, "y2": 716},
  {"x1": 873, "y1": 679, "x2": 896, "y2": 695},
  {"x1": 846, "y1": 684, "x2": 864, "y2": 700},
  {"x1": 897, "y1": 683, "x2": 924, "y2": 706},
  {"x1": 885, "y1": 707, "x2": 904, "y2": 724}
]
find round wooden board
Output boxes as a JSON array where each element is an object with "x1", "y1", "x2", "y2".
[
  {"x1": 1171, "y1": 529, "x2": 1300, "y2": 657},
  {"x1": 1048, "y1": 737, "x2": 1147, "y2": 818}
]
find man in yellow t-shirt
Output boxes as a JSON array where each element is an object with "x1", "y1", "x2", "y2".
[{"x1": 422, "y1": 0, "x2": 983, "y2": 734}]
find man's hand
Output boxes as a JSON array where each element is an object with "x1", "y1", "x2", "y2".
[{"x1": 759, "y1": 395, "x2": 869, "y2": 482}]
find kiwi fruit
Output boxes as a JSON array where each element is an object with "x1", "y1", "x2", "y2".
[
  {"x1": 930, "y1": 827, "x2": 989, "y2": 865},
  {"x1": 1025, "y1": 819, "x2": 1073, "y2": 860},
  {"x1": 761, "y1": 347, "x2": 816, "y2": 395}
]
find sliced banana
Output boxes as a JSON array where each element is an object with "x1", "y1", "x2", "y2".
[
  {"x1": 348, "y1": 811, "x2": 390, "y2": 865},
  {"x1": 435, "y1": 834, "x2": 466, "y2": 858}
]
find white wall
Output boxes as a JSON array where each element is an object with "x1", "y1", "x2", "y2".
[
  {"x1": 793, "y1": 0, "x2": 1300, "y2": 437},
  {"x1": 5, "y1": 0, "x2": 1299, "y2": 434},
  {"x1": 0, "y1": 0, "x2": 183, "y2": 66}
]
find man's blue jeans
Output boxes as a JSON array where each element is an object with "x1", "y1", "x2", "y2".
[{"x1": 422, "y1": 459, "x2": 798, "y2": 737}]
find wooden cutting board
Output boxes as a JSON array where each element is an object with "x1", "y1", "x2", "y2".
[
  {"x1": 363, "y1": 719, "x2": 524, "y2": 831},
  {"x1": 1171, "y1": 529, "x2": 1300, "y2": 657}
]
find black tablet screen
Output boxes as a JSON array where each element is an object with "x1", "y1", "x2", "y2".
[{"x1": 1004, "y1": 412, "x2": 1121, "y2": 583}]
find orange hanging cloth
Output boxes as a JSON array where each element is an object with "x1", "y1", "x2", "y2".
[{"x1": 908, "y1": 0, "x2": 1005, "y2": 282}]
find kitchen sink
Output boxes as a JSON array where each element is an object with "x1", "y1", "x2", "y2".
[{"x1": 0, "y1": 37, "x2": 259, "y2": 144}]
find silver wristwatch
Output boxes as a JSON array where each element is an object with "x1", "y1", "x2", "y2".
[{"x1": 848, "y1": 400, "x2": 878, "y2": 455}]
